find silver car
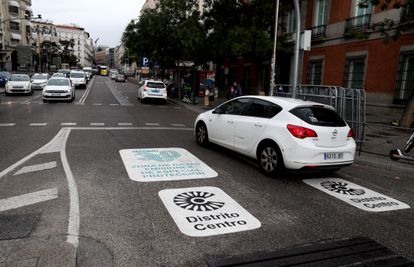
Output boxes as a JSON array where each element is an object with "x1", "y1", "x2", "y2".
[
  {"x1": 31, "y1": 73, "x2": 49, "y2": 90},
  {"x1": 5, "y1": 74, "x2": 32, "y2": 95}
]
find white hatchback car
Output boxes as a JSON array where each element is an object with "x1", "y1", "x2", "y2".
[
  {"x1": 195, "y1": 96, "x2": 356, "y2": 175},
  {"x1": 137, "y1": 80, "x2": 167, "y2": 103},
  {"x1": 69, "y1": 70, "x2": 87, "y2": 89},
  {"x1": 42, "y1": 77, "x2": 75, "y2": 102}
]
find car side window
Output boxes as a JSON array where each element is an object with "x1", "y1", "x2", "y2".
[
  {"x1": 219, "y1": 98, "x2": 250, "y2": 115},
  {"x1": 244, "y1": 99, "x2": 282, "y2": 118}
]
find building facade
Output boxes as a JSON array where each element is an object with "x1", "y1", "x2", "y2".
[
  {"x1": 0, "y1": 0, "x2": 33, "y2": 71},
  {"x1": 56, "y1": 24, "x2": 94, "y2": 67},
  {"x1": 301, "y1": 0, "x2": 414, "y2": 105}
]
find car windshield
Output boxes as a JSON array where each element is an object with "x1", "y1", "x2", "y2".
[
  {"x1": 0, "y1": 71, "x2": 10, "y2": 77},
  {"x1": 33, "y1": 74, "x2": 48, "y2": 80},
  {"x1": 146, "y1": 82, "x2": 165, "y2": 88},
  {"x1": 70, "y1": 73, "x2": 84, "y2": 78},
  {"x1": 52, "y1": 73, "x2": 65, "y2": 77},
  {"x1": 47, "y1": 79, "x2": 70, "y2": 86},
  {"x1": 10, "y1": 75, "x2": 29, "y2": 81}
]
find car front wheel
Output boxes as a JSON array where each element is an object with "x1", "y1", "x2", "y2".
[
  {"x1": 195, "y1": 122, "x2": 209, "y2": 146},
  {"x1": 257, "y1": 142, "x2": 283, "y2": 176}
]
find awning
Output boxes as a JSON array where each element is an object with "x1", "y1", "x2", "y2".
[
  {"x1": 9, "y1": 0, "x2": 20, "y2": 7},
  {"x1": 11, "y1": 33, "x2": 21, "y2": 40}
]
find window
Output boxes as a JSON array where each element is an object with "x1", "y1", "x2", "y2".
[
  {"x1": 11, "y1": 38, "x2": 20, "y2": 45},
  {"x1": 344, "y1": 57, "x2": 365, "y2": 89},
  {"x1": 314, "y1": 0, "x2": 329, "y2": 26},
  {"x1": 394, "y1": 51, "x2": 414, "y2": 102},
  {"x1": 9, "y1": 21, "x2": 20, "y2": 31},
  {"x1": 307, "y1": 60, "x2": 323, "y2": 85},
  {"x1": 354, "y1": 0, "x2": 373, "y2": 16},
  {"x1": 217, "y1": 98, "x2": 250, "y2": 115},
  {"x1": 9, "y1": 5, "x2": 19, "y2": 14},
  {"x1": 244, "y1": 99, "x2": 282, "y2": 118},
  {"x1": 286, "y1": 9, "x2": 296, "y2": 33},
  {"x1": 290, "y1": 106, "x2": 346, "y2": 127}
]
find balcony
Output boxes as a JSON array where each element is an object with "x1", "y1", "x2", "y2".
[
  {"x1": 344, "y1": 14, "x2": 372, "y2": 34},
  {"x1": 310, "y1": 25, "x2": 326, "y2": 39}
]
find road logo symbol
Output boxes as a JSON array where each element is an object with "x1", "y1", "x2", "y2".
[
  {"x1": 304, "y1": 178, "x2": 410, "y2": 212},
  {"x1": 119, "y1": 148, "x2": 218, "y2": 182},
  {"x1": 159, "y1": 187, "x2": 261, "y2": 237}
]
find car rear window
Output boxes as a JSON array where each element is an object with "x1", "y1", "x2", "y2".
[
  {"x1": 290, "y1": 106, "x2": 347, "y2": 127},
  {"x1": 146, "y1": 82, "x2": 165, "y2": 88}
]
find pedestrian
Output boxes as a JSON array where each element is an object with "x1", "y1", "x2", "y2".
[{"x1": 233, "y1": 81, "x2": 243, "y2": 97}]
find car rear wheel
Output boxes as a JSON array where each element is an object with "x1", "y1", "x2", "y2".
[
  {"x1": 257, "y1": 142, "x2": 283, "y2": 176},
  {"x1": 196, "y1": 122, "x2": 209, "y2": 146}
]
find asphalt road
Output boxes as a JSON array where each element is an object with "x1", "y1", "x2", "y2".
[{"x1": 0, "y1": 76, "x2": 413, "y2": 266}]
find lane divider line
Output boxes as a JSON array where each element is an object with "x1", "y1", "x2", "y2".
[
  {"x1": 13, "y1": 161, "x2": 57, "y2": 176},
  {"x1": 61, "y1": 123, "x2": 77, "y2": 126},
  {"x1": 29, "y1": 123, "x2": 47, "y2": 127},
  {"x1": 78, "y1": 76, "x2": 95, "y2": 103},
  {"x1": 0, "y1": 123, "x2": 16, "y2": 127},
  {"x1": 90, "y1": 123, "x2": 105, "y2": 126},
  {"x1": 118, "y1": 123, "x2": 133, "y2": 126},
  {"x1": 145, "y1": 123, "x2": 161, "y2": 126}
]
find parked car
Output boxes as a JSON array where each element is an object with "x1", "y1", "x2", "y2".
[
  {"x1": 115, "y1": 73, "x2": 126, "y2": 82},
  {"x1": 5, "y1": 74, "x2": 32, "y2": 95},
  {"x1": 0, "y1": 71, "x2": 11, "y2": 87},
  {"x1": 194, "y1": 96, "x2": 356, "y2": 176},
  {"x1": 110, "y1": 70, "x2": 118, "y2": 80},
  {"x1": 31, "y1": 73, "x2": 49, "y2": 90},
  {"x1": 42, "y1": 77, "x2": 75, "y2": 103},
  {"x1": 69, "y1": 70, "x2": 87, "y2": 89},
  {"x1": 137, "y1": 80, "x2": 167, "y2": 103}
]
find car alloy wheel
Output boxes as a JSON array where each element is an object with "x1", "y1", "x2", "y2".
[
  {"x1": 196, "y1": 122, "x2": 208, "y2": 146},
  {"x1": 258, "y1": 143, "x2": 282, "y2": 176}
]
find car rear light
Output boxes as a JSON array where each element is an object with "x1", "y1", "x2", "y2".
[
  {"x1": 287, "y1": 124, "x2": 318, "y2": 139},
  {"x1": 143, "y1": 86, "x2": 147, "y2": 91},
  {"x1": 347, "y1": 129, "x2": 354, "y2": 138}
]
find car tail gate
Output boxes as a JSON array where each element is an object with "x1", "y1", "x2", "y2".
[{"x1": 289, "y1": 105, "x2": 350, "y2": 147}]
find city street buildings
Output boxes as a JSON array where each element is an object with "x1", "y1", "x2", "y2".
[{"x1": 0, "y1": 0, "x2": 33, "y2": 71}]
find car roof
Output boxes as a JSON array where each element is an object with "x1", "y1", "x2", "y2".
[{"x1": 234, "y1": 95, "x2": 332, "y2": 110}]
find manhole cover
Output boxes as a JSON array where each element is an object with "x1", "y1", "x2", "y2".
[{"x1": 0, "y1": 214, "x2": 40, "y2": 240}]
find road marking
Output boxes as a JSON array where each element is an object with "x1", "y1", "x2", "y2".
[
  {"x1": 105, "y1": 80, "x2": 132, "y2": 106},
  {"x1": 303, "y1": 178, "x2": 410, "y2": 212},
  {"x1": 0, "y1": 123, "x2": 16, "y2": 127},
  {"x1": 79, "y1": 77, "x2": 94, "y2": 103},
  {"x1": 0, "y1": 188, "x2": 58, "y2": 212},
  {"x1": 159, "y1": 187, "x2": 261, "y2": 237},
  {"x1": 145, "y1": 123, "x2": 160, "y2": 126},
  {"x1": 119, "y1": 148, "x2": 218, "y2": 182},
  {"x1": 110, "y1": 103, "x2": 119, "y2": 106},
  {"x1": 61, "y1": 122, "x2": 77, "y2": 126},
  {"x1": 90, "y1": 123, "x2": 105, "y2": 126},
  {"x1": 118, "y1": 123, "x2": 133, "y2": 126},
  {"x1": 75, "y1": 103, "x2": 85, "y2": 105},
  {"x1": 30, "y1": 123, "x2": 47, "y2": 127},
  {"x1": 14, "y1": 161, "x2": 57, "y2": 176},
  {"x1": 171, "y1": 124, "x2": 185, "y2": 127}
]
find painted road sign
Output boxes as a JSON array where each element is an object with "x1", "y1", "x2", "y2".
[
  {"x1": 119, "y1": 148, "x2": 218, "y2": 182},
  {"x1": 159, "y1": 186, "x2": 261, "y2": 237},
  {"x1": 303, "y1": 178, "x2": 410, "y2": 212}
]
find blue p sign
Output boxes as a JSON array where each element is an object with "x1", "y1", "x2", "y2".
[{"x1": 142, "y1": 57, "x2": 149, "y2": 66}]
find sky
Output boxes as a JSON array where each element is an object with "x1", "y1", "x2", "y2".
[{"x1": 31, "y1": 0, "x2": 146, "y2": 47}]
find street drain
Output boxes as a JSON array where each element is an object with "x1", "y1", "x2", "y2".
[
  {"x1": 0, "y1": 213, "x2": 40, "y2": 240},
  {"x1": 207, "y1": 237, "x2": 413, "y2": 267}
]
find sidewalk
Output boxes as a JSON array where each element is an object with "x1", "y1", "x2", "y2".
[{"x1": 169, "y1": 95, "x2": 414, "y2": 172}]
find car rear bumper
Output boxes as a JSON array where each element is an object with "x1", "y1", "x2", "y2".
[
  {"x1": 43, "y1": 92, "x2": 72, "y2": 100},
  {"x1": 142, "y1": 92, "x2": 167, "y2": 100}
]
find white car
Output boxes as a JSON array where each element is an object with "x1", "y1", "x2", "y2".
[
  {"x1": 31, "y1": 73, "x2": 49, "y2": 90},
  {"x1": 69, "y1": 71, "x2": 87, "y2": 89},
  {"x1": 110, "y1": 71, "x2": 118, "y2": 80},
  {"x1": 42, "y1": 77, "x2": 75, "y2": 103},
  {"x1": 137, "y1": 80, "x2": 167, "y2": 103},
  {"x1": 5, "y1": 74, "x2": 32, "y2": 95},
  {"x1": 194, "y1": 96, "x2": 356, "y2": 175}
]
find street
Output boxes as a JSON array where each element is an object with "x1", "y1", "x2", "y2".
[{"x1": 0, "y1": 76, "x2": 413, "y2": 266}]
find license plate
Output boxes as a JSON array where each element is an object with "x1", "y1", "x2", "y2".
[
  {"x1": 324, "y1": 152, "x2": 344, "y2": 160},
  {"x1": 151, "y1": 89, "x2": 160, "y2": 93},
  {"x1": 51, "y1": 93, "x2": 61, "y2": 96}
]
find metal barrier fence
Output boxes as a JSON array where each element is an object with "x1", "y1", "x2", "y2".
[{"x1": 273, "y1": 84, "x2": 366, "y2": 142}]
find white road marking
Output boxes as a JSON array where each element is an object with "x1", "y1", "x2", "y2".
[
  {"x1": 0, "y1": 123, "x2": 16, "y2": 127},
  {"x1": 118, "y1": 123, "x2": 133, "y2": 126},
  {"x1": 90, "y1": 123, "x2": 105, "y2": 126},
  {"x1": 0, "y1": 188, "x2": 58, "y2": 212},
  {"x1": 110, "y1": 103, "x2": 119, "y2": 106},
  {"x1": 14, "y1": 161, "x2": 57, "y2": 176},
  {"x1": 105, "y1": 80, "x2": 132, "y2": 106},
  {"x1": 145, "y1": 123, "x2": 160, "y2": 126},
  {"x1": 78, "y1": 77, "x2": 95, "y2": 103},
  {"x1": 75, "y1": 103, "x2": 85, "y2": 105},
  {"x1": 69, "y1": 126, "x2": 193, "y2": 131},
  {"x1": 93, "y1": 103, "x2": 103, "y2": 106},
  {"x1": 30, "y1": 123, "x2": 47, "y2": 127},
  {"x1": 171, "y1": 124, "x2": 185, "y2": 127},
  {"x1": 61, "y1": 122, "x2": 77, "y2": 126}
]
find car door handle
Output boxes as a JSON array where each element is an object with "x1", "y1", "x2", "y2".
[{"x1": 254, "y1": 123, "x2": 263, "y2": 127}]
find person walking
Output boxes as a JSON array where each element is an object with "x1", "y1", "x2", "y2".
[{"x1": 233, "y1": 81, "x2": 243, "y2": 97}]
